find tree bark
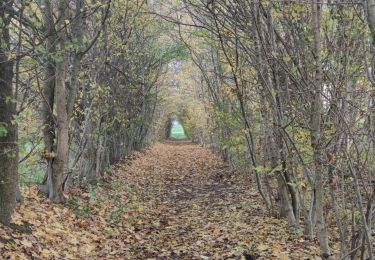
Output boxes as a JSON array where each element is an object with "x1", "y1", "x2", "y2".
[
  {"x1": 366, "y1": 0, "x2": 375, "y2": 46},
  {"x1": 311, "y1": 1, "x2": 332, "y2": 258},
  {"x1": 39, "y1": 0, "x2": 70, "y2": 202},
  {"x1": 0, "y1": 0, "x2": 18, "y2": 225},
  {"x1": 39, "y1": 0, "x2": 56, "y2": 197},
  {"x1": 48, "y1": 0, "x2": 70, "y2": 202}
]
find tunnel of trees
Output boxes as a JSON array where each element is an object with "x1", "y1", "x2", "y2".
[
  {"x1": 165, "y1": 116, "x2": 188, "y2": 140},
  {"x1": 2, "y1": 0, "x2": 375, "y2": 258}
]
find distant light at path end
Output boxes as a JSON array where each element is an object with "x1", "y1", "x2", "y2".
[{"x1": 170, "y1": 120, "x2": 187, "y2": 139}]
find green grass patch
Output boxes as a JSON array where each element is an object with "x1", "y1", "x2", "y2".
[{"x1": 170, "y1": 121, "x2": 187, "y2": 140}]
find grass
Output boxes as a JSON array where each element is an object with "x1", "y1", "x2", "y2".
[{"x1": 170, "y1": 121, "x2": 187, "y2": 140}]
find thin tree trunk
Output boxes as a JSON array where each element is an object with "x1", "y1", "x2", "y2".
[
  {"x1": 39, "y1": 0, "x2": 56, "y2": 197},
  {"x1": 311, "y1": 1, "x2": 332, "y2": 258}
]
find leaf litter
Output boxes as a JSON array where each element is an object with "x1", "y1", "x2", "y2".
[{"x1": 0, "y1": 141, "x2": 321, "y2": 259}]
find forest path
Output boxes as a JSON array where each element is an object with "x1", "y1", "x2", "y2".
[
  {"x1": 0, "y1": 141, "x2": 321, "y2": 259},
  {"x1": 117, "y1": 141, "x2": 320, "y2": 259}
]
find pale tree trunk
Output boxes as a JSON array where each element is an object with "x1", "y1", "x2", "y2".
[
  {"x1": 40, "y1": 0, "x2": 56, "y2": 197},
  {"x1": 50, "y1": 60, "x2": 69, "y2": 202},
  {"x1": 80, "y1": 106, "x2": 101, "y2": 185},
  {"x1": 0, "y1": 0, "x2": 18, "y2": 225},
  {"x1": 81, "y1": 113, "x2": 96, "y2": 185},
  {"x1": 39, "y1": 0, "x2": 70, "y2": 202},
  {"x1": 49, "y1": 0, "x2": 70, "y2": 202},
  {"x1": 311, "y1": 1, "x2": 332, "y2": 258},
  {"x1": 95, "y1": 137, "x2": 106, "y2": 179}
]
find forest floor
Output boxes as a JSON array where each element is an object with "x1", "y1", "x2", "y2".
[{"x1": 0, "y1": 141, "x2": 325, "y2": 259}]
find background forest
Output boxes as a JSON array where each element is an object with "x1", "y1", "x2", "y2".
[{"x1": 2, "y1": 0, "x2": 375, "y2": 259}]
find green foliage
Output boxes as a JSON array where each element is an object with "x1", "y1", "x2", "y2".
[
  {"x1": 159, "y1": 42, "x2": 190, "y2": 62},
  {"x1": 0, "y1": 123, "x2": 8, "y2": 137},
  {"x1": 73, "y1": 185, "x2": 104, "y2": 218},
  {"x1": 19, "y1": 168, "x2": 44, "y2": 185},
  {"x1": 112, "y1": 180, "x2": 122, "y2": 192},
  {"x1": 74, "y1": 198, "x2": 94, "y2": 219},
  {"x1": 191, "y1": 28, "x2": 217, "y2": 47},
  {"x1": 108, "y1": 206, "x2": 125, "y2": 224}
]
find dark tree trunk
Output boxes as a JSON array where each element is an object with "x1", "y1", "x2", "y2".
[{"x1": 0, "y1": 0, "x2": 18, "y2": 225}]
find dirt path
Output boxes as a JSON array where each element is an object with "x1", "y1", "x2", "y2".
[
  {"x1": 117, "y1": 141, "x2": 320, "y2": 259},
  {"x1": 0, "y1": 141, "x2": 321, "y2": 259}
]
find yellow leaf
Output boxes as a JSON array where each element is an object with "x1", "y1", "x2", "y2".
[
  {"x1": 272, "y1": 245, "x2": 282, "y2": 253},
  {"x1": 23, "y1": 210, "x2": 38, "y2": 220},
  {"x1": 41, "y1": 249, "x2": 52, "y2": 257},
  {"x1": 21, "y1": 239, "x2": 33, "y2": 248},
  {"x1": 257, "y1": 244, "x2": 269, "y2": 251},
  {"x1": 68, "y1": 237, "x2": 80, "y2": 245},
  {"x1": 82, "y1": 244, "x2": 96, "y2": 254},
  {"x1": 277, "y1": 253, "x2": 289, "y2": 260}
]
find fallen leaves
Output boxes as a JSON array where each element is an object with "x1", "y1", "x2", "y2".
[
  {"x1": 0, "y1": 141, "x2": 323, "y2": 259},
  {"x1": 257, "y1": 244, "x2": 269, "y2": 251}
]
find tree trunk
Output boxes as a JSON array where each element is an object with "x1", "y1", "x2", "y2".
[
  {"x1": 39, "y1": 0, "x2": 70, "y2": 202},
  {"x1": 0, "y1": 0, "x2": 18, "y2": 225},
  {"x1": 366, "y1": 0, "x2": 375, "y2": 46},
  {"x1": 39, "y1": 0, "x2": 56, "y2": 197},
  {"x1": 48, "y1": 0, "x2": 70, "y2": 202},
  {"x1": 50, "y1": 58, "x2": 69, "y2": 202},
  {"x1": 267, "y1": 5, "x2": 299, "y2": 227},
  {"x1": 311, "y1": 1, "x2": 332, "y2": 258}
]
